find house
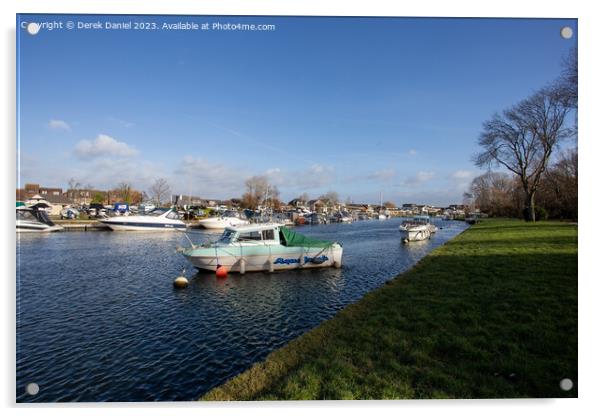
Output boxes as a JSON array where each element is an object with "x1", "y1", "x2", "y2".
[
  {"x1": 64, "y1": 189, "x2": 106, "y2": 205},
  {"x1": 23, "y1": 193, "x2": 72, "y2": 216},
  {"x1": 307, "y1": 199, "x2": 328, "y2": 213},
  {"x1": 287, "y1": 198, "x2": 307, "y2": 208},
  {"x1": 173, "y1": 195, "x2": 209, "y2": 207},
  {"x1": 17, "y1": 183, "x2": 65, "y2": 202}
]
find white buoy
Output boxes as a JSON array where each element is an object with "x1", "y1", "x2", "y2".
[
  {"x1": 173, "y1": 270, "x2": 188, "y2": 289},
  {"x1": 240, "y1": 258, "x2": 246, "y2": 275},
  {"x1": 173, "y1": 275, "x2": 189, "y2": 288}
]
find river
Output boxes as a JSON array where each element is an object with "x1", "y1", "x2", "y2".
[{"x1": 16, "y1": 218, "x2": 467, "y2": 402}]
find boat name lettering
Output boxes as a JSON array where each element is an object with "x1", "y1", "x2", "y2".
[
  {"x1": 274, "y1": 258, "x2": 300, "y2": 265},
  {"x1": 273, "y1": 255, "x2": 329, "y2": 265}
]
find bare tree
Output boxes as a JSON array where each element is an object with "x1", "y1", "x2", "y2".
[
  {"x1": 558, "y1": 47, "x2": 578, "y2": 110},
  {"x1": 298, "y1": 192, "x2": 310, "y2": 204},
  {"x1": 115, "y1": 182, "x2": 133, "y2": 204},
  {"x1": 241, "y1": 175, "x2": 279, "y2": 210},
  {"x1": 149, "y1": 178, "x2": 171, "y2": 207},
  {"x1": 68, "y1": 178, "x2": 81, "y2": 191},
  {"x1": 474, "y1": 88, "x2": 571, "y2": 221},
  {"x1": 319, "y1": 191, "x2": 339, "y2": 207},
  {"x1": 469, "y1": 171, "x2": 517, "y2": 217}
]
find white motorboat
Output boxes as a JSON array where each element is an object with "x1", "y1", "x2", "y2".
[
  {"x1": 100, "y1": 207, "x2": 186, "y2": 231},
  {"x1": 197, "y1": 211, "x2": 250, "y2": 230},
  {"x1": 399, "y1": 215, "x2": 435, "y2": 243},
  {"x1": 16, "y1": 203, "x2": 63, "y2": 233},
  {"x1": 180, "y1": 223, "x2": 342, "y2": 274}
]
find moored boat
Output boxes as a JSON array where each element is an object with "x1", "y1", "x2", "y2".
[
  {"x1": 180, "y1": 223, "x2": 343, "y2": 273},
  {"x1": 399, "y1": 215, "x2": 435, "y2": 243},
  {"x1": 197, "y1": 211, "x2": 250, "y2": 230},
  {"x1": 100, "y1": 207, "x2": 186, "y2": 231},
  {"x1": 16, "y1": 203, "x2": 63, "y2": 233}
]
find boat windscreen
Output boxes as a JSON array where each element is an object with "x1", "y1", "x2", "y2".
[
  {"x1": 147, "y1": 209, "x2": 168, "y2": 216},
  {"x1": 33, "y1": 210, "x2": 56, "y2": 226},
  {"x1": 218, "y1": 229, "x2": 236, "y2": 244},
  {"x1": 279, "y1": 226, "x2": 334, "y2": 248}
]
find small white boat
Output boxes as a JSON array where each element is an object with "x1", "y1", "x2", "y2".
[
  {"x1": 198, "y1": 211, "x2": 250, "y2": 230},
  {"x1": 100, "y1": 207, "x2": 186, "y2": 231},
  {"x1": 16, "y1": 203, "x2": 63, "y2": 233},
  {"x1": 399, "y1": 216, "x2": 435, "y2": 243},
  {"x1": 180, "y1": 223, "x2": 342, "y2": 273}
]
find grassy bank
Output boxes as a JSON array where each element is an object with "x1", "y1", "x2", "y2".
[{"x1": 202, "y1": 219, "x2": 577, "y2": 400}]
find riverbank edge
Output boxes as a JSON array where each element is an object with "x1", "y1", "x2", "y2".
[{"x1": 200, "y1": 219, "x2": 577, "y2": 400}]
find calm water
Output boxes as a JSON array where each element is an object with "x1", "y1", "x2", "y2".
[{"x1": 16, "y1": 218, "x2": 467, "y2": 402}]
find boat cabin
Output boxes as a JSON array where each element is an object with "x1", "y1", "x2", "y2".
[
  {"x1": 16, "y1": 204, "x2": 57, "y2": 226},
  {"x1": 219, "y1": 223, "x2": 281, "y2": 245},
  {"x1": 404, "y1": 215, "x2": 432, "y2": 224}
]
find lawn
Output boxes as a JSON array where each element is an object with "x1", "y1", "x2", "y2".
[{"x1": 201, "y1": 219, "x2": 578, "y2": 400}]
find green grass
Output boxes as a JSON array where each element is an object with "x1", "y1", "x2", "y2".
[{"x1": 201, "y1": 219, "x2": 578, "y2": 400}]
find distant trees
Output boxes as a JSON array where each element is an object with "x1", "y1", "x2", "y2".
[
  {"x1": 67, "y1": 178, "x2": 81, "y2": 193},
  {"x1": 241, "y1": 175, "x2": 280, "y2": 210},
  {"x1": 383, "y1": 201, "x2": 397, "y2": 209},
  {"x1": 319, "y1": 191, "x2": 339, "y2": 207},
  {"x1": 149, "y1": 178, "x2": 171, "y2": 206},
  {"x1": 91, "y1": 192, "x2": 105, "y2": 205},
  {"x1": 297, "y1": 192, "x2": 310, "y2": 205},
  {"x1": 114, "y1": 182, "x2": 134, "y2": 204},
  {"x1": 468, "y1": 172, "x2": 521, "y2": 218}
]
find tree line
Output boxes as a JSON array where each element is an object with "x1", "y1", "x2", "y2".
[
  {"x1": 471, "y1": 49, "x2": 577, "y2": 221},
  {"x1": 66, "y1": 178, "x2": 172, "y2": 207}
]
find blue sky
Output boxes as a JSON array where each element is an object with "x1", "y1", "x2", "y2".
[{"x1": 17, "y1": 15, "x2": 577, "y2": 205}]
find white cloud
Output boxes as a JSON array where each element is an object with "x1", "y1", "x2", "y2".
[
  {"x1": 450, "y1": 170, "x2": 473, "y2": 180},
  {"x1": 295, "y1": 164, "x2": 335, "y2": 189},
  {"x1": 367, "y1": 169, "x2": 396, "y2": 181},
  {"x1": 74, "y1": 134, "x2": 138, "y2": 159},
  {"x1": 173, "y1": 156, "x2": 247, "y2": 197},
  {"x1": 403, "y1": 171, "x2": 435, "y2": 186},
  {"x1": 408, "y1": 149, "x2": 418, "y2": 156},
  {"x1": 260, "y1": 164, "x2": 336, "y2": 192},
  {"x1": 48, "y1": 119, "x2": 71, "y2": 131}
]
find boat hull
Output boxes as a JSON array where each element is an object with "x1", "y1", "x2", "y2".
[
  {"x1": 198, "y1": 217, "x2": 250, "y2": 230},
  {"x1": 101, "y1": 221, "x2": 186, "y2": 231},
  {"x1": 399, "y1": 225, "x2": 431, "y2": 242},
  {"x1": 16, "y1": 222, "x2": 63, "y2": 233},
  {"x1": 182, "y1": 244, "x2": 343, "y2": 273}
]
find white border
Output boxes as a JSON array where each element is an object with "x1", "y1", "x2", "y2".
[{"x1": 2, "y1": 1, "x2": 600, "y2": 415}]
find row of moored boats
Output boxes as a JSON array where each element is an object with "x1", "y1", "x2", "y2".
[{"x1": 17, "y1": 202, "x2": 439, "y2": 275}]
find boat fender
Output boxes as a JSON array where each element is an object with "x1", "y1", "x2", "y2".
[{"x1": 216, "y1": 265, "x2": 228, "y2": 278}]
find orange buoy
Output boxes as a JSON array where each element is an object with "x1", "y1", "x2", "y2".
[{"x1": 216, "y1": 265, "x2": 228, "y2": 278}]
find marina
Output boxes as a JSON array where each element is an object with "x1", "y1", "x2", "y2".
[
  {"x1": 16, "y1": 218, "x2": 467, "y2": 402},
  {"x1": 14, "y1": 12, "x2": 579, "y2": 404}
]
